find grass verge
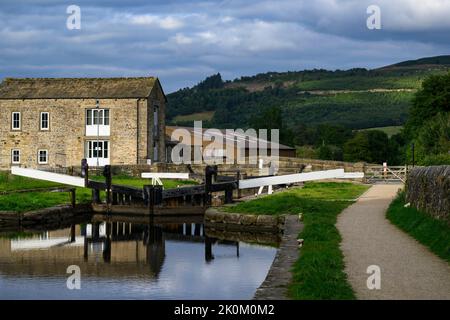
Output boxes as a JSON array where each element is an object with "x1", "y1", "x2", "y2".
[
  {"x1": 386, "y1": 192, "x2": 450, "y2": 263},
  {"x1": 0, "y1": 171, "x2": 60, "y2": 192},
  {"x1": 225, "y1": 182, "x2": 369, "y2": 299},
  {"x1": 0, "y1": 188, "x2": 92, "y2": 213}
]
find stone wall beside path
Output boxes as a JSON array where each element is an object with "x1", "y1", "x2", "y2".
[{"x1": 406, "y1": 165, "x2": 449, "y2": 223}]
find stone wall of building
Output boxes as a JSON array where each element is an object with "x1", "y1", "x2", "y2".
[
  {"x1": 147, "y1": 83, "x2": 167, "y2": 163},
  {"x1": 0, "y1": 96, "x2": 164, "y2": 169},
  {"x1": 406, "y1": 166, "x2": 449, "y2": 223}
]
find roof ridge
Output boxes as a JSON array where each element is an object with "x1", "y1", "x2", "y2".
[{"x1": 5, "y1": 76, "x2": 156, "y2": 81}]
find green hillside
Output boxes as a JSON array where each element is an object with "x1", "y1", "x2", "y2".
[
  {"x1": 383, "y1": 55, "x2": 450, "y2": 68},
  {"x1": 167, "y1": 56, "x2": 450, "y2": 131}
]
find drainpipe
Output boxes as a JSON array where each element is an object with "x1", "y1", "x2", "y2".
[
  {"x1": 137, "y1": 99, "x2": 140, "y2": 165},
  {"x1": 96, "y1": 99, "x2": 100, "y2": 167}
]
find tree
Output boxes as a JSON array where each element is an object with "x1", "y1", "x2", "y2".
[
  {"x1": 409, "y1": 112, "x2": 450, "y2": 164},
  {"x1": 315, "y1": 124, "x2": 352, "y2": 147},
  {"x1": 344, "y1": 132, "x2": 370, "y2": 162},
  {"x1": 366, "y1": 130, "x2": 389, "y2": 164},
  {"x1": 196, "y1": 73, "x2": 224, "y2": 91},
  {"x1": 387, "y1": 132, "x2": 407, "y2": 165},
  {"x1": 405, "y1": 73, "x2": 450, "y2": 138},
  {"x1": 343, "y1": 130, "x2": 389, "y2": 163},
  {"x1": 404, "y1": 73, "x2": 450, "y2": 165},
  {"x1": 250, "y1": 106, "x2": 294, "y2": 145},
  {"x1": 318, "y1": 144, "x2": 343, "y2": 161}
]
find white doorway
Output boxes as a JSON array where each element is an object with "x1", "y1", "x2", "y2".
[{"x1": 85, "y1": 140, "x2": 110, "y2": 166}]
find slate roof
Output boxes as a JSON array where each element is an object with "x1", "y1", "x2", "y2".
[{"x1": 0, "y1": 77, "x2": 161, "y2": 99}]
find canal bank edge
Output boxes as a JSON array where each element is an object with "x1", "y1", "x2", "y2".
[
  {"x1": 205, "y1": 207, "x2": 304, "y2": 300},
  {"x1": 254, "y1": 215, "x2": 303, "y2": 300},
  {"x1": 0, "y1": 204, "x2": 91, "y2": 228},
  {"x1": 205, "y1": 207, "x2": 285, "y2": 233}
]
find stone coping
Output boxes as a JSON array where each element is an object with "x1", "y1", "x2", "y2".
[
  {"x1": 205, "y1": 206, "x2": 285, "y2": 233},
  {"x1": 205, "y1": 228, "x2": 281, "y2": 247},
  {"x1": 253, "y1": 215, "x2": 303, "y2": 300},
  {"x1": 205, "y1": 206, "x2": 304, "y2": 300},
  {"x1": 0, "y1": 204, "x2": 91, "y2": 227}
]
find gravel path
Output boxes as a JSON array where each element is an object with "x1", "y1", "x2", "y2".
[{"x1": 337, "y1": 184, "x2": 450, "y2": 300}]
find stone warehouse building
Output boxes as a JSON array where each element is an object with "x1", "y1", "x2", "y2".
[{"x1": 0, "y1": 77, "x2": 166, "y2": 169}]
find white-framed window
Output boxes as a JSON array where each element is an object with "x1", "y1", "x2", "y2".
[
  {"x1": 11, "y1": 149, "x2": 20, "y2": 164},
  {"x1": 38, "y1": 149, "x2": 48, "y2": 164},
  {"x1": 86, "y1": 109, "x2": 110, "y2": 136},
  {"x1": 86, "y1": 141, "x2": 109, "y2": 159},
  {"x1": 86, "y1": 109, "x2": 109, "y2": 125},
  {"x1": 40, "y1": 112, "x2": 49, "y2": 130},
  {"x1": 12, "y1": 112, "x2": 21, "y2": 130}
]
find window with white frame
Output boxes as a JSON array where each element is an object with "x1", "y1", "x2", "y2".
[
  {"x1": 86, "y1": 141, "x2": 109, "y2": 159},
  {"x1": 40, "y1": 112, "x2": 49, "y2": 130},
  {"x1": 38, "y1": 149, "x2": 48, "y2": 164},
  {"x1": 11, "y1": 149, "x2": 20, "y2": 164},
  {"x1": 86, "y1": 109, "x2": 109, "y2": 125},
  {"x1": 86, "y1": 109, "x2": 110, "y2": 136},
  {"x1": 12, "y1": 112, "x2": 21, "y2": 130}
]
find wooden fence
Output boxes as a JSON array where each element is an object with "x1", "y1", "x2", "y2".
[{"x1": 365, "y1": 165, "x2": 408, "y2": 183}]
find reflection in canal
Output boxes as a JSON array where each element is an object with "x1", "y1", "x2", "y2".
[{"x1": 0, "y1": 217, "x2": 277, "y2": 299}]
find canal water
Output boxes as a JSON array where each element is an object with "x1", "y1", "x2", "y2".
[{"x1": 0, "y1": 218, "x2": 277, "y2": 300}]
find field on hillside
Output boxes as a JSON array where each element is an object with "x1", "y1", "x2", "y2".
[
  {"x1": 283, "y1": 91, "x2": 414, "y2": 129},
  {"x1": 173, "y1": 111, "x2": 215, "y2": 123},
  {"x1": 359, "y1": 126, "x2": 403, "y2": 137},
  {"x1": 296, "y1": 75, "x2": 422, "y2": 91}
]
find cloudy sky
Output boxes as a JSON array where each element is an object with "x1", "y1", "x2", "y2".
[{"x1": 1, "y1": 0, "x2": 450, "y2": 92}]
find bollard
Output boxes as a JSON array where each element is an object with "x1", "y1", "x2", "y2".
[
  {"x1": 236, "y1": 170, "x2": 241, "y2": 199},
  {"x1": 70, "y1": 188, "x2": 76, "y2": 208},
  {"x1": 81, "y1": 159, "x2": 89, "y2": 187},
  {"x1": 144, "y1": 185, "x2": 163, "y2": 215},
  {"x1": 103, "y1": 165, "x2": 112, "y2": 206},
  {"x1": 204, "y1": 165, "x2": 218, "y2": 206}
]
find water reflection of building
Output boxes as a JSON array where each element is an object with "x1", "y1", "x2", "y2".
[{"x1": 0, "y1": 220, "x2": 239, "y2": 279}]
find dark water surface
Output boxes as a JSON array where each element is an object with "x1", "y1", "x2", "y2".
[{"x1": 0, "y1": 217, "x2": 277, "y2": 299}]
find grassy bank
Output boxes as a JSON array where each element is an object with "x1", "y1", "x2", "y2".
[
  {"x1": 386, "y1": 192, "x2": 450, "y2": 263},
  {"x1": 0, "y1": 189, "x2": 92, "y2": 212},
  {"x1": 225, "y1": 182, "x2": 369, "y2": 299},
  {"x1": 0, "y1": 172, "x2": 60, "y2": 192},
  {"x1": 0, "y1": 172, "x2": 197, "y2": 213}
]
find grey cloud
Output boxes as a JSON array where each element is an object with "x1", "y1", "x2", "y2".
[{"x1": 0, "y1": 1, "x2": 449, "y2": 92}]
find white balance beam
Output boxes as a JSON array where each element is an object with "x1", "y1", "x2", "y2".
[
  {"x1": 141, "y1": 172, "x2": 190, "y2": 179},
  {"x1": 338, "y1": 172, "x2": 365, "y2": 179},
  {"x1": 141, "y1": 172, "x2": 190, "y2": 186},
  {"x1": 11, "y1": 166, "x2": 86, "y2": 188},
  {"x1": 238, "y1": 169, "x2": 345, "y2": 189}
]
